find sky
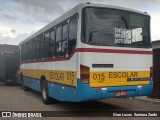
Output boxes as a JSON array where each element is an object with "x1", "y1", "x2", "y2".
[{"x1": 0, "y1": 0, "x2": 160, "y2": 45}]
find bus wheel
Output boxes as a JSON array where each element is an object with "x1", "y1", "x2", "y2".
[{"x1": 41, "y1": 80, "x2": 51, "y2": 104}]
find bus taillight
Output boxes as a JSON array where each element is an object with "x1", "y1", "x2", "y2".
[
  {"x1": 150, "y1": 67, "x2": 153, "y2": 81},
  {"x1": 80, "y1": 65, "x2": 90, "y2": 84}
]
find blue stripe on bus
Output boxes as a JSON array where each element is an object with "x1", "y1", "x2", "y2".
[
  {"x1": 48, "y1": 79, "x2": 153, "y2": 102},
  {"x1": 20, "y1": 76, "x2": 153, "y2": 102},
  {"x1": 23, "y1": 77, "x2": 41, "y2": 92},
  {"x1": 48, "y1": 81, "x2": 77, "y2": 101}
]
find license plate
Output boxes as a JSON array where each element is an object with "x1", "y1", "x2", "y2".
[{"x1": 115, "y1": 91, "x2": 127, "y2": 97}]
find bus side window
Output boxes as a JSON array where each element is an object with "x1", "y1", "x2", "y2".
[
  {"x1": 30, "y1": 40, "x2": 34, "y2": 60},
  {"x1": 29, "y1": 41, "x2": 31, "y2": 60},
  {"x1": 35, "y1": 37, "x2": 40, "y2": 59},
  {"x1": 62, "y1": 23, "x2": 68, "y2": 57},
  {"x1": 68, "y1": 17, "x2": 78, "y2": 55},
  {"x1": 50, "y1": 30, "x2": 55, "y2": 58},
  {"x1": 24, "y1": 43, "x2": 27, "y2": 61},
  {"x1": 32, "y1": 39, "x2": 36, "y2": 60},
  {"x1": 28, "y1": 41, "x2": 31, "y2": 60},
  {"x1": 21, "y1": 45, "x2": 25, "y2": 62},
  {"x1": 44, "y1": 32, "x2": 50, "y2": 58},
  {"x1": 26, "y1": 42, "x2": 30, "y2": 60},
  {"x1": 56, "y1": 26, "x2": 62, "y2": 57},
  {"x1": 39, "y1": 35, "x2": 44, "y2": 59}
]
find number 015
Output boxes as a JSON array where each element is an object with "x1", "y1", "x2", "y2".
[{"x1": 93, "y1": 73, "x2": 105, "y2": 83}]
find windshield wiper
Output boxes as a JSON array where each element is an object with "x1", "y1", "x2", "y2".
[
  {"x1": 121, "y1": 17, "x2": 128, "y2": 29},
  {"x1": 89, "y1": 29, "x2": 109, "y2": 43},
  {"x1": 89, "y1": 31, "x2": 97, "y2": 42}
]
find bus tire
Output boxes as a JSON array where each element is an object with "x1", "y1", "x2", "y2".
[{"x1": 41, "y1": 80, "x2": 51, "y2": 104}]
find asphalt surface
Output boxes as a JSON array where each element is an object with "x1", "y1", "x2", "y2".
[{"x1": 0, "y1": 82, "x2": 160, "y2": 120}]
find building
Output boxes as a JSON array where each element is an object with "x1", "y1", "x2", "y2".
[
  {"x1": 0, "y1": 44, "x2": 19, "y2": 84},
  {"x1": 152, "y1": 40, "x2": 160, "y2": 98}
]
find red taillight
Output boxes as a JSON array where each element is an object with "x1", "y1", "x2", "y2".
[
  {"x1": 80, "y1": 65, "x2": 90, "y2": 84},
  {"x1": 150, "y1": 67, "x2": 153, "y2": 81}
]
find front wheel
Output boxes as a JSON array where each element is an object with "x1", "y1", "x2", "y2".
[{"x1": 41, "y1": 80, "x2": 51, "y2": 104}]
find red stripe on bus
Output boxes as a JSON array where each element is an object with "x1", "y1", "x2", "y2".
[
  {"x1": 21, "y1": 48, "x2": 152, "y2": 64},
  {"x1": 76, "y1": 48, "x2": 152, "y2": 54}
]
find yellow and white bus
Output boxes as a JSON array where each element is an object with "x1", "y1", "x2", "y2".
[{"x1": 17, "y1": 3, "x2": 153, "y2": 104}]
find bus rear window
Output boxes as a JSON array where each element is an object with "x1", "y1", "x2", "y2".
[{"x1": 82, "y1": 7, "x2": 151, "y2": 48}]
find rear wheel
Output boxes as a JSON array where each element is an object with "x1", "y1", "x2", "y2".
[{"x1": 41, "y1": 80, "x2": 51, "y2": 104}]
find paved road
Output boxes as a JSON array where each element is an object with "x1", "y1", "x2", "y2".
[{"x1": 0, "y1": 83, "x2": 160, "y2": 120}]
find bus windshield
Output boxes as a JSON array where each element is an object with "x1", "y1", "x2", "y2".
[{"x1": 82, "y1": 7, "x2": 151, "y2": 48}]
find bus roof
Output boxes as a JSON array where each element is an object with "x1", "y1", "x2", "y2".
[{"x1": 19, "y1": 3, "x2": 150, "y2": 46}]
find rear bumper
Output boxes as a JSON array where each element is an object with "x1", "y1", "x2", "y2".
[{"x1": 77, "y1": 80, "x2": 153, "y2": 101}]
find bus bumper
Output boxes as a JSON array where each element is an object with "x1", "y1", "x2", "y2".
[{"x1": 77, "y1": 80, "x2": 153, "y2": 101}]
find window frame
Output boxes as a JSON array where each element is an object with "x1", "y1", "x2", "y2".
[
  {"x1": 49, "y1": 28, "x2": 56, "y2": 58},
  {"x1": 29, "y1": 39, "x2": 35, "y2": 60},
  {"x1": 20, "y1": 14, "x2": 78, "y2": 61},
  {"x1": 39, "y1": 34, "x2": 44, "y2": 59},
  {"x1": 44, "y1": 32, "x2": 50, "y2": 58},
  {"x1": 61, "y1": 22, "x2": 68, "y2": 57},
  {"x1": 55, "y1": 25, "x2": 62, "y2": 57},
  {"x1": 68, "y1": 16, "x2": 78, "y2": 55}
]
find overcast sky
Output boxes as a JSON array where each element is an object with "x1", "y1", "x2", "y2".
[{"x1": 0, "y1": 0, "x2": 160, "y2": 45}]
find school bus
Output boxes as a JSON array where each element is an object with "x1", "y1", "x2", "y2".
[{"x1": 17, "y1": 3, "x2": 153, "y2": 104}]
